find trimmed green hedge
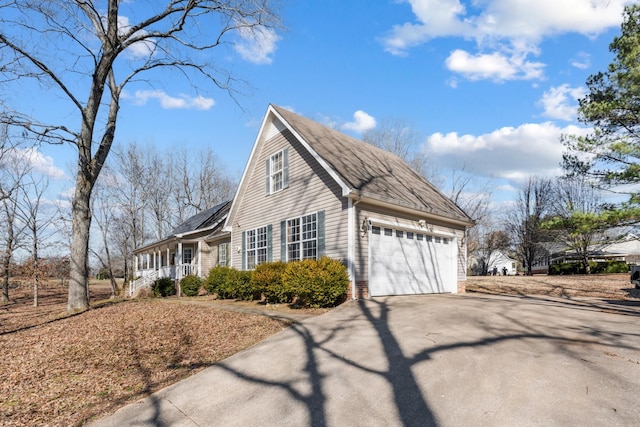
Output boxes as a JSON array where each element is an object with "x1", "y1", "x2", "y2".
[
  {"x1": 180, "y1": 275, "x2": 202, "y2": 297},
  {"x1": 283, "y1": 257, "x2": 349, "y2": 308},
  {"x1": 205, "y1": 266, "x2": 235, "y2": 299},
  {"x1": 204, "y1": 257, "x2": 348, "y2": 307},
  {"x1": 152, "y1": 277, "x2": 176, "y2": 297},
  {"x1": 549, "y1": 261, "x2": 629, "y2": 275},
  {"x1": 252, "y1": 261, "x2": 290, "y2": 304}
]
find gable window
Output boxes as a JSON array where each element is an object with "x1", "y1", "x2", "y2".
[
  {"x1": 246, "y1": 226, "x2": 269, "y2": 269},
  {"x1": 266, "y1": 148, "x2": 289, "y2": 195},
  {"x1": 287, "y1": 213, "x2": 318, "y2": 261}
]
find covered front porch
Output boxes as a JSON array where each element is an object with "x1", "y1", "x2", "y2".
[{"x1": 130, "y1": 240, "x2": 203, "y2": 296}]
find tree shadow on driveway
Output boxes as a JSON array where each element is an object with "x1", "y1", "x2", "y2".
[
  {"x1": 212, "y1": 293, "x2": 640, "y2": 426},
  {"x1": 92, "y1": 294, "x2": 640, "y2": 426}
]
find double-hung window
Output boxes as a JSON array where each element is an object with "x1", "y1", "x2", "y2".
[
  {"x1": 287, "y1": 213, "x2": 317, "y2": 261},
  {"x1": 246, "y1": 226, "x2": 268, "y2": 269},
  {"x1": 266, "y1": 149, "x2": 289, "y2": 195},
  {"x1": 218, "y1": 242, "x2": 228, "y2": 267}
]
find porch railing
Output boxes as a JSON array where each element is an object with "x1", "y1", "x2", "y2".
[
  {"x1": 129, "y1": 270, "x2": 158, "y2": 296},
  {"x1": 129, "y1": 264, "x2": 199, "y2": 296}
]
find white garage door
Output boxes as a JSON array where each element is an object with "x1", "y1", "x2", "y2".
[{"x1": 369, "y1": 226, "x2": 457, "y2": 296}]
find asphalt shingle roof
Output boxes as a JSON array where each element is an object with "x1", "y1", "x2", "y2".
[{"x1": 272, "y1": 105, "x2": 472, "y2": 224}]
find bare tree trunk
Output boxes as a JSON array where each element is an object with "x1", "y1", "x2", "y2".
[
  {"x1": 2, "y1": 258, "x2": 9, "y2": 304},
  {"x1": 33, "y1": 237, "x2": 39, "y2": 307},
  {"x1": 67, "y1": 180, "x2": 92, "y2": 311}
]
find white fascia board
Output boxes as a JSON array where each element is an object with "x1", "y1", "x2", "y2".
[
  {"x1": 270, "y1": 106, "x2": 352, "y2": 197},
  {"x1": 350, "y1": 193, "x2": 473, "y2": 229}
]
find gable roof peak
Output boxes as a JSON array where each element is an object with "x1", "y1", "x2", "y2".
[{"x1": 269, "y1": 104, "x2": 473, "y2": 225}]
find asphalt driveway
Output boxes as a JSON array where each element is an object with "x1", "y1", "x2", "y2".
[{"x1": 90, "y1": 293, "x2": 640, "y2": 426}]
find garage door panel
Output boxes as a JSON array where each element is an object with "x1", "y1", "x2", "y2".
[{"x1": 369, "y1": 227, "x2": 456, "y2": 296}]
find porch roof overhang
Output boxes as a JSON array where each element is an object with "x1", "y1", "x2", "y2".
[{"x1": 133, "y1": 214, "x2": 228, "y2": 255}]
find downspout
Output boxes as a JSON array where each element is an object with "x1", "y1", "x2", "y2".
[{"x1": 347, "y1": 194, "x2": 362, "y2": 299}]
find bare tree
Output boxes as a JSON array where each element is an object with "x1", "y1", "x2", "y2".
[
  {"x1": 173, "y1": 147, "x2": 236, "y2": 225},
  {"x1": 506, "y1": 177, "x2": 554, "y2": 275},
  {"x1": 472, "y1": 229, "x2": 511, "y2": 276},
  {"x1": 362, "y1": 118, "x2": 441, "y2": 184},
  {"x1": 17, "y1": 174, "x2": 58, "y2": 306},
  {"x1": 112, "y1": 144, "x2": 148, "y2": 250},
  {"x1": 141, "y1": 147, "x2": 175, "y2": 241},
  {"x1": 0, "y1": 1, "x2": 281, "y2": 311},
  {"x1": 0, "y1": 152, "x2": 29, "y2": 303},
  {"x1": 444, "y1": 165, "x2": 494, "y2": 259},
  {"x1": 91, "y1": 175, "x2": 120, "y2": 298}
]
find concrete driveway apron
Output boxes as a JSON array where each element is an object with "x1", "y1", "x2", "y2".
[{"x1": 90, "y1": 293, "x2": 640, "y2": 427}]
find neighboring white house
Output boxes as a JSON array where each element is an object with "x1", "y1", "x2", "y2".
[
  {"x1": 469, "y1": 250, "x2": 518, "y2": 276},
  {"x1": 488, "y1": 251, "x2": 518, "y2": 275},
  {"x1": 531, "y1": 233, "x2": 640, "y2": 274}
]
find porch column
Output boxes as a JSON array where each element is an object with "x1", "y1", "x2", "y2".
[
  {"x1": 197, "y1": 241, "x2": 202, "y2": 277},
  {"x1": 177, "y1": 242, "x2": 183, "y2": 280}
]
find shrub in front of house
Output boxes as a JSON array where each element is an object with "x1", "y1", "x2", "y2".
[
  {"x1": 283, "y1": 257, "x2": 349, "y2": 308},
  {"x1": 205, "y1": 266, "x2": 235, "y2": 298},
  {"x1": 251, "y1": 261, "x2": 290, "y2": 304},
  {"x1": 152, "y1": 277, "x2": 176, "y2": 297},
  {"x1": 180, "y1": 275, "x2": 202, "y2": 297},
  {"x1": 228, "y1": 269, "x2": 257, "y2": 301},
  {"x1": 602, "y1": 261, "x2": 630, "y2": 274}
]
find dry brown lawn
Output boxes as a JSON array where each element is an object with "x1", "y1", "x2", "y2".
[
  {"x1": 466, "y1": 273, "x2": 640, "y2": 300},
  {"x1": 0, "y1": 280, "x2": 321, "y2": 426}
]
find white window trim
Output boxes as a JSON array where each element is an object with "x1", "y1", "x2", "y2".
[
  {"x1": 266, "y1": 148, "x2": 289, "y2": 195},
  {"x1": 286, "y1": 212, "x2": 318, "y2": 261},
  {"x1": 246, "y1": 226, "x2": 268, "y2": 269},
  {"x1": 218, "y1": 242, "x2": 228, "y2": 267}
]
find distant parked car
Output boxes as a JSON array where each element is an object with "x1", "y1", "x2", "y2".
[{"x1": 631, "y1": 265, "x2": 640, "y2": 289}]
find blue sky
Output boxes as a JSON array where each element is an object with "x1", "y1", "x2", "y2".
[{"x1": 13, "y1": 0, "x2": 636, "y2": 209}]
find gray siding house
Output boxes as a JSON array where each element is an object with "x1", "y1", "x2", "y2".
[
  {"x1": 225, "y1": 105, "x2": 474, "y2": 298},
  {"x1": 133, "y1": 104, "x2": 473, "y2": 298}
]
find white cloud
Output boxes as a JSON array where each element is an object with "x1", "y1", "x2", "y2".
[
  {"x1": 382, "y1": 0, "x2": 628, "y2": 81},
  {"x1": 114, "y1": 15, "x2": 156, "y2": 60},
  {"x1": 2, "y1": 147, "x2": 66, "y2": 179},
  {"x1": 538, "y1": 84, "x2": 586, "y2": 121},
  {"x1": 234, "y1": 26, "x2": 280, "y2": 64},
  {"x1": 125, "y1": 90, "x2": 215, "y2": 110},
  {"x1": 445, "y1": 49, "x2": 544, "y2": 81},
  {"x1": 570, "y1": 52, "x2": 591, "y2": 69},
  {"x1": 342, "y1": 110, "x2": 377, "y2": 133},
  {"x1": 424, "y1": 122, "x2": 590, "y2": 185}
]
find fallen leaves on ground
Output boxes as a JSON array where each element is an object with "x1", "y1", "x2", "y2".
[
  {"x1": 0, "y1": 283, "x2": 291, "y2": 426},
  {"x1": 466, "y1": 273, "x2": 640, "y2": 300}
]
